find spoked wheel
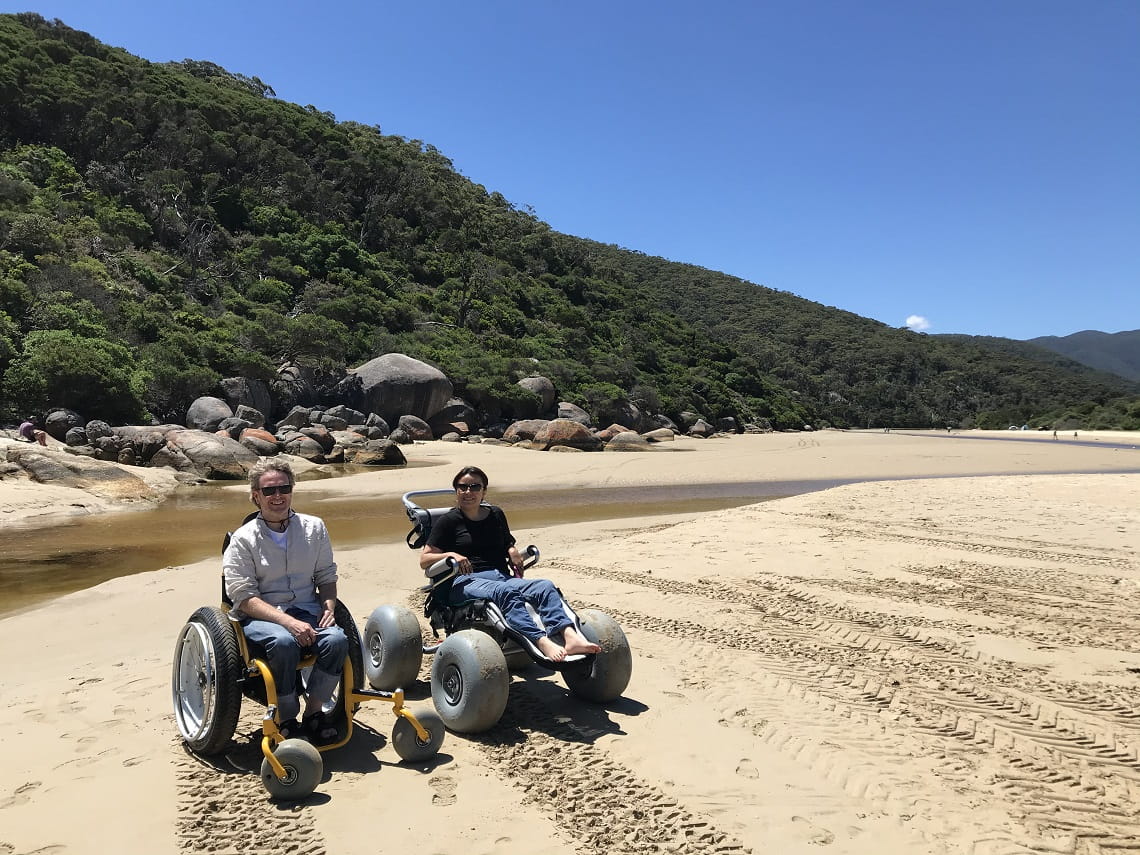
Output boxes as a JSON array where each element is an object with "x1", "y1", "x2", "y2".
[
  {"x1": 391, "y1": 709, "x2": 445, "y2": 763},
  {"x1": 363, "y1": 604, "x2": 423, "y2": 691},
  {"x1": 172, "y1": 606, "x2": 244, "y2": 755},
  {"x1": 562, "y1": 609, "x2": 633, "y2": 702},
  {"x1": 430, "y1": 630, "x2": 509, "y2": 733},
  {"x1": 260, "y1": 738, "x2": 323, "y2": 800}
]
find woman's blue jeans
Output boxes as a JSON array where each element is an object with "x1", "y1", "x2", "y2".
[{"x1": 450, "y1": 569, "x2": 571, "y2": 643}]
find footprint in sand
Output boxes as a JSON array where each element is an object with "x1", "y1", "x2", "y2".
[
  {"x1": 429, "y1": 775, "x2": 457, "y2": 807},
  {"x1": 791, "y1": 815, "x2": 835, "y2": 845},
  {"x1": 735, "y1": 759, "x2": 759, "y2": 779},
  {"x1": 0, "y1": 781, "x2": 42, "y2": 810}
]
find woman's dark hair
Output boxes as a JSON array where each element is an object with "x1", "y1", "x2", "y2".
[{"x1": 452, "y1": 465, "x2": 488, "y2": 489}]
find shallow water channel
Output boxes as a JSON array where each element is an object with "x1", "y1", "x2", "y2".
[{"x1": 1, "y1": 472, "x2": 840, "y2": 618}]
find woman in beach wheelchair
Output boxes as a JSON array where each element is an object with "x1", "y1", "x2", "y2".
[
  {"x1": 171, "y1": 461, "x2": 443, "y2": 800},
  {"x1": 360, "y1": 466, "x2": 632, "y2": 735}
]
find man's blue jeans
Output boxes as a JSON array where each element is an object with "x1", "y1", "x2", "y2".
[
  {"x1": 450, "y1": 570, "x2": 571, "y2": 643},
  {"x1": 242, "y1": 607, "x2": 348, "y2": 721}
]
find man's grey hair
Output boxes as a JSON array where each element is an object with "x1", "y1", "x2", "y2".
[{"x1": 249, "y1": 458, "x2": 295, "y2": 491}]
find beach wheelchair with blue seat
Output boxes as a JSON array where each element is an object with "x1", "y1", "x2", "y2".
[
  {"x1": 360, "y1": 489, "x2": 633, "y2": 734},
  {"x1": 170, "y1": 511, "x2": 445, "y2": 800}
]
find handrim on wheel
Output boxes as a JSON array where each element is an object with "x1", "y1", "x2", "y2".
[{"x1": 171, "y1": 606, "x2": 244, "y2": 755}]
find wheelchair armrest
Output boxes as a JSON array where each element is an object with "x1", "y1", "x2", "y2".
[{"x1": 426, "y1": 556, "x2": 459, "y2": 581}]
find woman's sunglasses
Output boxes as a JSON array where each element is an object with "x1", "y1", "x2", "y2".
[
  {"x1": 258, "y1": 484, "x2": 294, "y2": 496},
  {"x1": 455, "y1": 483, "x2": 484, "y2": 492}
]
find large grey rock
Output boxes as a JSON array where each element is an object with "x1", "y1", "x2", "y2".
[
  {"x1": 502, "y1": 419, "x2": 550, "y2": 442},
  {"x1": 186, "y1": 397, "x2": 233, "y2": 432},
  {"x1": 642, "y1": 428, "x2": 676, "y2": 443},
  {"x1": 45, "y1": 408, "x2": 84, "y2": 441},
  {"x1": 239, "y1": 428, "x2": 279, "y2": 456},
  {"x1": 716, "y1": 416, "x2": 739, "y2": 434},
  {"x1": 235, "y1": 404, "x2": 265, "y2": 429},
  {"x1": 688, "y1": 419, "x2": 715, "y2": 438},
  {"x1": 112, "y1": 425, "x2": 182, "y2": 463},
  {"x1": 597, "y1": 399, "x2": 648, "y2": 433},
  {"x1": 604, "y1": 431, "x2": 652, "y2": 451},
  {"x1": 428, "y1": 398, "x2": 478, "y2": 437},
  {"x1": 276, "y1": 405, "x2": 311, "y2": 430},
  {"x1": 221, "y1": 377, "x2": 272, "y2": 421},
  {"x1": 517, "y1": 376, "x2": 556, "y2": 414},
  {"x1": 326, "y1": 405, "x2": 366, "y2": 425},
  {"x1": 534, "y1": 418, "x2": 602, "y2": 451},
  {"x1": 343, "y1": 439, "x2": 407, "y2": 465},
  {"x1": 217, "y1": 417, "x2": 252, "y2": 439},
  {"x1": 351, "y1": 354, "x2": 452, "y2": 425},
  {"x1": 282, "y1": 435, "x2": 327, "y2": 462},
  {"x1": 159, "y1": 429, "x2": 258, "y2": 479},
  {"x1": 556, "y1": 402, "x2": 591, "y2": 427},
  {"x1": 85, "y1": 420, "x2": 113, "y2": 443},
  {"x1": 397, "y1": 415, "x2": 433, "y2": 441}
]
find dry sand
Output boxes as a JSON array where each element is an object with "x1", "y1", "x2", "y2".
[{"x1": 2, "y1": 430, "x2": 1139, "y2": 855}]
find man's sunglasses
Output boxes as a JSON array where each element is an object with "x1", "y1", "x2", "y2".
[
  {"x1": 455, "y1": 483, "x2": 484, "y2": 492},
  {"x1": 258, "y1": 484, "x2": 294, "y2": 496}
]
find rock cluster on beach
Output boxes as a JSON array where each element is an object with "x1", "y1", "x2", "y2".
[{"x1": 6, "y1": 354, "x2": 772, "y2": 480}]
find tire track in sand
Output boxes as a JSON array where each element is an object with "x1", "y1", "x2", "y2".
[
  {"x1": 174, "y1": 725, "x2": 326, "y2": 855},
  {"x1": 551, "y1": 559, "x2": 1140, "y2": 853}
]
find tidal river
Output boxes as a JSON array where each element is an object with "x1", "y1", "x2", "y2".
[{"x1": 1, "y1": 473, "x2": 844, "y2": 619}]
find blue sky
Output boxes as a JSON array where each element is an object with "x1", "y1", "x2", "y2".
[{"x1": 10, "y1": 1, "x2": 1139, "y2": 339}]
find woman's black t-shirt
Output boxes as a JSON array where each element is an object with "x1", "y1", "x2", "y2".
[{"x1": 426, "y1": 506, "x2": 516, "y2": 573}]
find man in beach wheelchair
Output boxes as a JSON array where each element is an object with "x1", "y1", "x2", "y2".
[
  {"x1": 359, "y1": 466, "x2": 632, "y2": 735},
  {"x1": 171, "y1": 460, "x2": 444, "y2": 800}
]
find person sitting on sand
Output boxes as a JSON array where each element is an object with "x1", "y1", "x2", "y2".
[
  {"x1": 420, "y1": 465, "x2": 601, "y2": 663},
  {"x1": 18, "y1": 417, "x2": 47, "y2": 445},
  {"x1": 223, "y1": 459, "x2": 348, "y2": 744}
]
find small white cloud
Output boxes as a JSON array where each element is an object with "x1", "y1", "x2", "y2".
[{"x1": 905, "y1": 315, "x2": 930, "y2": 332}]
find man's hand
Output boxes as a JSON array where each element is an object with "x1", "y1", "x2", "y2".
[{"x1": 284, "y1": 614, "x2": 317, "y2": 646}]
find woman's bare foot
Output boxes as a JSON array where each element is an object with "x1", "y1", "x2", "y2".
[
  {"x1": 561, "y1": 627, "x2": 601, "y2": 656},
  {"x1": 536, "y1": 636, "x2": 567, "y2": 662}
]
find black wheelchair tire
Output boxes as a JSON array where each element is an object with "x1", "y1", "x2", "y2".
[
  {"x1": 561, "y1": 609, "x2": 633, "y2": 703},
  {"x1": 430, "y1": 630, "x2": 509, "y2": 733},
  {"x1": 172, "y1": 606, "x2": 244, "y2": 755},
  {"x1": 363, "y1": 604, "x2": 424, "y2": 691}
]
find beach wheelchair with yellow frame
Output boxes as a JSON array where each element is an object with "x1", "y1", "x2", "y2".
[
  {"x1": 358, "y1": 489, "x2": 633, "y2": 734},
  {"x1": 171, "y1": 513, "x2": 445, "y2": 799}
]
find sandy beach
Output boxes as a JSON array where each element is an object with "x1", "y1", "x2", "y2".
[{"x1": 2, "y1": 429, "x2": 1139, "y2": 855}]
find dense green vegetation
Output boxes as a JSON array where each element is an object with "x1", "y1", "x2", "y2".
[{"x1": 1, "y1": 13, "x2": 1137, "y2": 430}]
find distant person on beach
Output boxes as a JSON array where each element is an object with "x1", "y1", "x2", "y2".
[
  {"x1": 223, "y1": 459, "x2": 347, "y2": 744},
  {"x1": 421, "y1": 465, "x2": 601, "y2": 662},
  {"x1": 18, "y1": 417, "x2": 46, "y2": 445}
]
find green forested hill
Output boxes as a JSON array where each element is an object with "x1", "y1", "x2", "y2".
[{"x1": 1, "y1": 13, "x2": 1137, "y2": 430}]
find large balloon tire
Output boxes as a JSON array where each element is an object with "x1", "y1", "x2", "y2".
[
  {"x1": 363, "y1": 604, "x2": 423, "y2": 691},
  {"x1": 172, "y1": 606, "x2": 244, "y2": 755},
  {"x1": 392, "y1": 710, "x2": 445, "y2": 763},
  {"x1": 562, "y1": 609, "x2": 633, "y2": 703},
  {"x1": 430, "y1": 630, "x2": 509, "y2": 733},
  {"x1": 260, "y1": 738, "x2": 323, "y2": 800}
]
